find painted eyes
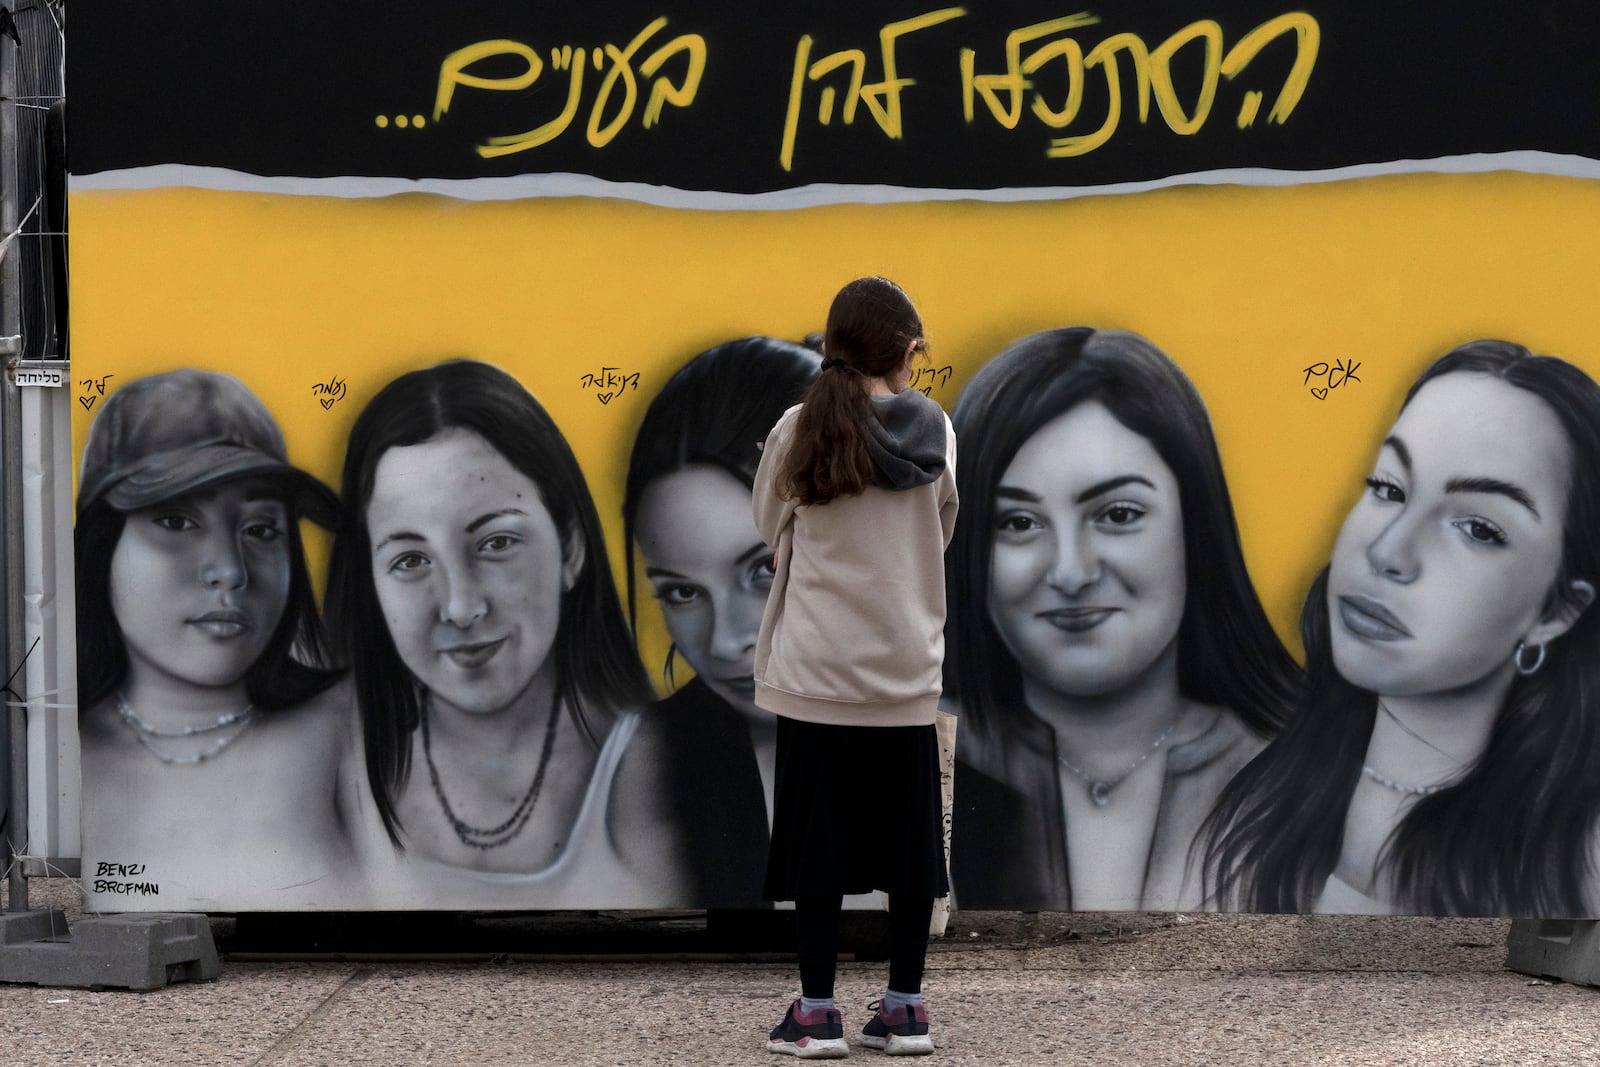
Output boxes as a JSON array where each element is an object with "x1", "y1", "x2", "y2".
[
  {"x1": 152, "y1": 512, "x2": 284, "y2": 542},
  {"x1": 387, "y1": 551, "x2": 430, "y2": 577},
  {"x1": 655, "y1": 583, "x2": 705, "y2": 608},
  {"x1": 1367, "y1": 476, "x2": 1511, "y2": 548},
  {"x1": 995, "y1": 512, "x2": 1044, "y2": 537},
  {"x1": 1365, "y1": 476, "x2": 1405, "y2": 504},
  {"x1": 1096, "y1": 502, "x2": 1145, "y2": 527},
  {"x1": 152, "y1": 513, "x2": 199, "y2": 532},
  {"x1": 241, "y1": 520, "x2": 285, "y2": 543},
  {"x1": 1452, "y1": 517, "x2": 1507, "y2": 546},
  {"x1": 478, "y1": 532, "x2": 521, "y2": 555},
  {"x1": 653, "y1": 557, "x2": 776, "y2": 609},
  {"x1": 993, "y1": 501, "x2": 1146, "y2": 537},
  {"x1": 383, "y1": 531, "x2": 525, "y2": 578}
]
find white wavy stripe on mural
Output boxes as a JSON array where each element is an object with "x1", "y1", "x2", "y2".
[{"x1": 68, "y1": 152, "x2": 1600, "y2": 207}]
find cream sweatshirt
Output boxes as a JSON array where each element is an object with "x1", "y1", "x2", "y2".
[{"x1": 752, "y1": 390, "x2": 958, "y2": 727}]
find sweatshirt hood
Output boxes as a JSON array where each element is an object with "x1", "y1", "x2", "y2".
[{"x1": 868, "y1": 389, "x2": 948, "y2": 489}]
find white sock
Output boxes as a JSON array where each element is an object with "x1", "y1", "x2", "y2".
[
  {"x1": 800, "y1": 995, "x2": 836, "y2": 1015},
  {"x1": 882, "y1": 989, "x2": 922, "y2": 1013}
]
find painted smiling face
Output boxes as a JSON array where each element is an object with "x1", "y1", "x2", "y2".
[
  {"x1": 987, "y1": 401, "x2": 1187, "y2": 700},
  {"x1": 110, "y1": 478, "x2": 292, "y2": 693},
  {"x1": 366, "y1": 429, "x2": 581, "y2": 718},
  {"x1": 634, "y1": 464, "x2": 774, "y2": 720},
  {"x1": 1328, "y1": 372, "x2": 1579, "y2": 697}
]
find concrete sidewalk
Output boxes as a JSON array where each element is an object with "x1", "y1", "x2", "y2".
[{"x1": 2, "y1": 879, "x2": 1596, "y2": 1066}]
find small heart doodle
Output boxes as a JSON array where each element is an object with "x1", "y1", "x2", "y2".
[
  {"x1": 319, "y1": 398, "x2": 335, "y2": 410},
  {"x1": 597, "y1": 392, "x2": 615, "y2": 405},
  {"x1": 79, "y1": 395, "x2": 96, "y2": 411},
  {"x1": 1310, "y1": 387, "x2": 1329, "y2": 400}
]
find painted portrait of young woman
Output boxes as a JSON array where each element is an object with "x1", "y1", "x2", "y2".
[
  {"x1": 1202, "y1": 340, "x2": 1600, "y2": 916},
  {"x1": 76, "y1": 369, "x2": 354, "y2": 909},
  {"x1": 324, "y1": 359, "x2": 676, "y2": 907},
  {"x1": 620, "y1": 335, "x2": 820, "y2": 906},
  {"x1": 944, "y1": 328, "x2": 1303, "y2": 911}
]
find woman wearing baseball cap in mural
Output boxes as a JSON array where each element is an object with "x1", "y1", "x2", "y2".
[
  {"x1": 324, "y1": 359, "x2": 681, "y2": 907},
  {"x1": 76, "y1": 368, "x2": 355, "y2": 909}
]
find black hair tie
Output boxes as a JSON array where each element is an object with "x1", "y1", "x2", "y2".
[{"x1": 821, "y1": 356, "x2": 848, "y2": 371}]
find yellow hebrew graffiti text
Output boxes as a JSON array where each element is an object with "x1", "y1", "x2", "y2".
[{"x1": 432, "y1": 19, "x2": 707, "y2": 159}]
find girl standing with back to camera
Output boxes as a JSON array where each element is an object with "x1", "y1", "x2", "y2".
[{"x1": 755, "y1": 277, "x2": 957, "y2": 1058}]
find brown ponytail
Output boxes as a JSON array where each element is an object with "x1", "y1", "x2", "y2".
[{"x1": 780, "y1": 276, "x2": 926, "y2": 505}]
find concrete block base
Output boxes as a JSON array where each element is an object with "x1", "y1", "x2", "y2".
[
  {"x1": 0, "y1": 909, "x2": 70, "y2": 946},
  {"x1": 0, "y1": 911, "x2": 221, "y2": 991},
  {"x1": 1505, "y1": 919, "x2": 1600, "y2": 987}
]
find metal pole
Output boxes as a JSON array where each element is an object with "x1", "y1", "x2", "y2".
[
  {"x1": 2, "y1": 0, "x2": 29, "y2": 911},
  {"x1": 3, "y1": 352, "x2": 25, "y2": 912}
]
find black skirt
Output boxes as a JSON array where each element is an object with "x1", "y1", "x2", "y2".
[{"x1": 764, "y1": 716, "x2": 950, "y2": 901}]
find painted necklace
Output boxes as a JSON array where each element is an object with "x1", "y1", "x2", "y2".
[
  {"x1": 116, "y1": 692, "x2": 258, "y2": 764},
  {"x1": 1366, "y1": 702, "x2": 1454, "y2": 797},
  {"x1": 1056, "y1": 714, "x2": 1184, "y2": 808},
  {"x1": 420, "y1": 688, "x2": 562, "y2": 850},
  {"x1": 1360, "y1": 764, "x2": 1446, "y2": 798}
]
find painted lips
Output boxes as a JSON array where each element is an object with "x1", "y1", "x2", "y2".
[
  {"x1": 439, "y1": 636, "x2": 508, "y2": 669},
  {"x1": 1039, "y1": 607, "x2": 1116, "y2": 633},
  {"x1": 187, "y1": 610, "x2": 250, "y2": 638},
  {"x1": 1338, "y1": 595, "x2": 1412, "y2": 641}
]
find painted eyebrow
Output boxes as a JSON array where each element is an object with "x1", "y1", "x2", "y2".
[
  {"x1": 736, "y1": 542, "x2": 774, "y2": 566},
  {"x1": 1445, "y1": 476, "x2": 1540, "y2": 519},
  {"x1": 994, "y1": 475, "x2": 1156, "y2": 506},
  {"x1": 1384, "y1": 435, "x2": 1540, "y2": 518},
  {"x1": 1073, "y1": 474, "x2": 1155, "y2": 505},
  {"x1": 644, "y1": 543, "x2": 771, "y2": 581},
  {"x1": 1381, "y1": 435, "x2": 1412, "y2": 471},
  {"x1": 372, "y1": 530, "x2": 424, "y2": 554},
  {"x1": 465, "y1": 508, "x2": 528, "y2": 533}
]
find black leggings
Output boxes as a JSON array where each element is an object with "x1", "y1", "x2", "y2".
[{"x1": 796, "y1": 894, "x2": 935, "y2": 1000}]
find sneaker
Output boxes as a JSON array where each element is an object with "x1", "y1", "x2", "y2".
[
  {"x1": 859, "y1": 1000, "x2": 933, "y2": 1056},
  {"x1": 768, "y1": 999, "x2": 849, "y2": 1058}
]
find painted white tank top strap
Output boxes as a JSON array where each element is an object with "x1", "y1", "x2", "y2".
[{"x1": 405, "y1": 710, "x2": 642, "y2": 908}]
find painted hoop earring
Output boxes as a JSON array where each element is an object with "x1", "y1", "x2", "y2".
[{"x1": 1514, "y1": 640, "x2": 1547, "y2": 676}]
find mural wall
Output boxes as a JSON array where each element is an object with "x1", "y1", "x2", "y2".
[{"x1": 68, "y1": 1, "x2": 1600, "y2": 915}]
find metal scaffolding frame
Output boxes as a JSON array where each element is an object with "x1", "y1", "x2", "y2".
[{"x1": 3, "y1": 0, "x2": 66, "y2": 916}]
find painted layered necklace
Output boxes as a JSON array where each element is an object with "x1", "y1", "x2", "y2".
[
  {"x1": 420, "y1": 688, "x2": 562, "y2": 850},
  {"x1": 116, "y1": 692, "x2": 258, "y2": 764}
]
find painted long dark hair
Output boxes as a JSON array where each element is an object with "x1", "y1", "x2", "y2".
[
  {"x1": 325, "y1": 360, "x2": 653, "y2": 847},
  {"x1": 622, "y1": 335, "x2": 820, "y2": 679},
  {"x1": 780, "y1": 276, "x2": 926, "y2": 505},
  {"x1": 1202, "y1": 340, "x2": 1600, "y2": 916},
  {"x1": 945, "y1": 327, "x2": 1302, "y2": 749}
]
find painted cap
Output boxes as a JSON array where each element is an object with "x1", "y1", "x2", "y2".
[{"x1": 78, "y1": 368, "x2": 338, "y2": 527}]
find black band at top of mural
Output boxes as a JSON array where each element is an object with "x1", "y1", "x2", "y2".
[{"x1": 70, "y1": 0, "x2": 1600, "y2": 191}]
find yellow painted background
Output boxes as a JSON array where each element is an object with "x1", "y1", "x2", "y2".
[{"x1": 69, "y1": 171, "x2": 1600, "y2": 682}]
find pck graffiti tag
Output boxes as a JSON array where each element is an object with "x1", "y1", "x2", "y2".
[{"x1": 1303, "y1": 358, "x2": 1361, "y2": 400}]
